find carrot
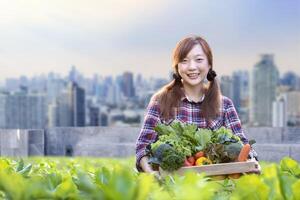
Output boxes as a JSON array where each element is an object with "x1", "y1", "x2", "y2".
[
  {"x1": 237, "y1": 143, "x2": 251, "y2": 162},
  {"x1": 229, "y1": 144, "x2": 251, "y2": 179},
  {"x1": 228, "y1": 173, "x2": 241, "y2": 179}
]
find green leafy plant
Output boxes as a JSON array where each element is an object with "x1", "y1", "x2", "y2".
[{"x1": 0, "y1": 155, "x2": 299, "y2": 199}]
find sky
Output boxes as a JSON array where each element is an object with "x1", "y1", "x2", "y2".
[{"x1": 0, "y1": 0, "x2": 299, "y2": 81}]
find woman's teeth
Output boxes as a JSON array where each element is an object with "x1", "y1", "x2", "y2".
[{"x1": 187, "y1": 73, "x2": 199, "y2": 79}]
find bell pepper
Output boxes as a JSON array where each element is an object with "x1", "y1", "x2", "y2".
[{"x1": 195, "y1": 157, "x2": 212, "y2": 166}]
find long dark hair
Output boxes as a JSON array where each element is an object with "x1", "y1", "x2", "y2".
[{"x1": 153, "y1": 35, "x2": 222, "y2": 121}]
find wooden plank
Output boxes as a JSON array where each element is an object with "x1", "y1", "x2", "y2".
[{"x1": 159, "y1": 161, "x2": 257, "y2": 176}]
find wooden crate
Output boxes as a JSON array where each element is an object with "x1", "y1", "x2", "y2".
[{"x1": 159, "y1": 161, "x2": 257, "y2": 177}]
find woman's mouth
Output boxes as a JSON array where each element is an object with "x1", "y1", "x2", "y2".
[{"x1": 187, "y1": 73, "x2": 200, "y2": 79}]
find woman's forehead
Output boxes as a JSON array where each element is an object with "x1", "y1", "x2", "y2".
[{"x1": 186, "y1": 44, "x2": 205, "y2": 57}]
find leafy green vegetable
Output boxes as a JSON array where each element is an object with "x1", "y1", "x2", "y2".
[
  {"x1": 0, "y1": 156, "x2": 299, "y2": 199},
  {"x1": 205, "y1": 126, "x2": 244, "y2": 163},
  {"x1": 148, "y1": 143, "x2": 185, "y2": 171},
  {"x1": 150, "y1": 121, "x2": 247, "y2": 168}
]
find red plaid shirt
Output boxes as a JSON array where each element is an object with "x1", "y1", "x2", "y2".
[{"x1": 136, "y1": 95, "x2": 257, "y2": 171}]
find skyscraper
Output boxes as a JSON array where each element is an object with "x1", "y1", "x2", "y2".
[
  {"x1": 250, "y1": 54, "x2": 279, "y2": 126},
  {"x1": 121, "y1": 72, "x2": 135, "y2": 98},
  {"x1": 0, "y1": 91, "x2": 47, "y2": 129},
  {"x1": 232, "y1": 72, "x2": 241, "y2": 112},
  {"x1": 232, "y1": 70, "x2": 250, "y2": 123},
  {"x1": 220, "y1": 75, "x2": 233, "y2": 100},
  {"x1": 272, "y1": 96, "x2": 286, "y2": 127},
  {"x1": 55, "y1": 82, "x2": 85, "y2": 127},
  {"x1": 73, "y1": 82, "x2": 85, "y2": 126},
  {"x1": 285, "y1": 91, "x2": 300, "y2": 126}
]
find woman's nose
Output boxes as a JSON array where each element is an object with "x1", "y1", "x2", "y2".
[{"x1": 187, "y1": 60, "x2": 198, "y2": 70}]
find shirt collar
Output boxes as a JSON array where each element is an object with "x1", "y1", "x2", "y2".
[{"x1": 181, "y1": 94, "x2": 205, "y2": 103}]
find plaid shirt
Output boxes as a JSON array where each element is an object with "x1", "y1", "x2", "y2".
[{"x1": 135, "y1": 95, "x2": 257, "y2": 171}]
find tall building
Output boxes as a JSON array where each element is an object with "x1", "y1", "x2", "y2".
[
  {"x1": 56, "y1": 89, "x2": 73, "y2": 127},
  {"x1": 122, "y1": 72, "x2": 135, "y2": 98},
  {"x1": 73, "y1": 83, "x2": 85, "y2": 126},
  {"x1": 232, "y1": 70, "x2": 250, "y2": 123},
  {"x1": 48, "y1": 102, "x2": 58, "y2": 127},
  {"x1": 88, "y1": 106, "x2": 100, "y2": 126},
  {"x1": 46, "y1": 76, "x2": 66, "y2": 103},
  {"x1": 232, "y1": 72, "x2": 241, "y2": 112},
  {"x1": 250, "y1": 54, "x2": 279, "y2": 126},
  {"x1": 0, "y1": 91, "x2": 47, "y2": 129},
  {"x1": 285, "y1": 91, "x2": 300, "y2": 126},
  {"x1": 55, "y1": 82, "x2": 85, "y2": 127},
  {"x1": 272, "y1": 96, "x2": 287, "y2": 127},
  {"x1": 106, "y1": 82, "x2": 122, "y2": 106},
  {"x1": 220, "y1": 75, "x2": 233, "y2": 100}
]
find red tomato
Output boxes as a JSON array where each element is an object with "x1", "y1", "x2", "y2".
[
  {"x1": 187, "y1": 156, "x2": 195, "y2": 165},
  {"x1": 183, "y1": 159, "x2": 193, "y2": 167},
  {"x1": 194, "y1": 151, "x2": 205, "y2": 160}
]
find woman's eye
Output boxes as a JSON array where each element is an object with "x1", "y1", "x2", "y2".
[
  {"x1": 196, "y1": 58, "x2": 203, "y2": 62},
  {"x1": 181, "y1": 59, "x2": 188, "y2": 63}
]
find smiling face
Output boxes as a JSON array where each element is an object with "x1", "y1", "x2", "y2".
[{"x1": 177, "y1": 44, "x2": 210, "y2": 88}]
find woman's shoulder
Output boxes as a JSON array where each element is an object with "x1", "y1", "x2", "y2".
[
  {"x1": 220, "y1": 95, "x2": 234, "y2": 108},
  {"x1": 147, "y1": 93, "x2": 161, "y2": 109}
]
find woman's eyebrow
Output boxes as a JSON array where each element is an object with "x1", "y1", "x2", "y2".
[
  {"x1": 186, "y1": 54, "x2": 204, "y2": 58},
  {"x1": 195, "y1": 54, "x2": 205, "y2": 56}
]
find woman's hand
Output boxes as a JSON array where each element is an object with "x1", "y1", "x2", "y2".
[
  {"x1": 140, "y1": 156, "x2": 161, "y2": 179},
  {"x1": 140, "y1": 156, "x2": 155, "y2": 173},
  {"x1": 246, "y1": 157, "x2": 261, "y2": 175}
]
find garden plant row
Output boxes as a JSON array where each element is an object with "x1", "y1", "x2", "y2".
[{"x1": 0, "y1": 156, "x2": 299, "y2": 199}]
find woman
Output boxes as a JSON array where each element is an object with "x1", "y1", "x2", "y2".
[{"x1": 136, "y1": 35, "x2": 260, "y2": 173}]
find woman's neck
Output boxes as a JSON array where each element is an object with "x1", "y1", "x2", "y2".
[{"x1": 183, "y1": 84, "x2": 204, "y2": 102}]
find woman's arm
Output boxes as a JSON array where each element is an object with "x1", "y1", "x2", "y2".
[
  {"x1": 223, "y1": 96, "x2": 258, "y2": 160},
  {"x1": 139, "y1": 156, "x2": 155, "y2": 172},
  {"x1": 136, "y1": 98, "x2": 161, "y2": 172}
]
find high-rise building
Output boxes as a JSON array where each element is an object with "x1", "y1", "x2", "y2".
[
  {"x1": 55, "y1": 82, "x2": 85, "y2": 127},
  {"x1": 122, "y1": 72, "x2": 135, "y2": 98},
  {"x1": 56, "y1": 89, "x2": 73, "y2": 127},
  {"x1": 220, "y1": 75, "x2": 233, "y2": 100},
  {"x1": 88, "y1": 106, "x2": 100, "y2": 126},
  {"x1": 46, "y1": 77, "x2": 66, "y2": 103},
  {"x1": 232, "y1": 70, "x2": 250, "y2": 124},
  {"x1": 73, "y1": 83, "x2": 85, "y2": 126},
  {"x1": 48, "y1": 102, "x2": 58, "y2": 127},
  {"x1": 0, "y1": 91, "x2": 47, "y2": 129},
  {"x1": 250, "y1": 54, "x2": 279, "y2": 126},
  {"x1": 285, "y1": 91, "x2": 300, "y2": 126},
  {"x1": 232, "y1": 72, "x2": 241, "y2": 112},
  {"x1": 272, "y1": 96, "x2": 287, "y2": 127},
  {"x1": 106, "y1": 82, "x2": 122, "y2": 106}
]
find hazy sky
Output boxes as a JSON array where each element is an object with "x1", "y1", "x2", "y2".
[{"x1": 0, "y1": 0, "x2": 299, "y2": 81}]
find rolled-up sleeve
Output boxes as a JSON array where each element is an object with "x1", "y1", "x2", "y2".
[
  {"x1": 135, "y1": 98, "x2": 161, "y2": 171},
  {"x1": 223, "y1": 96, "x2": 258, "y2": 160}
]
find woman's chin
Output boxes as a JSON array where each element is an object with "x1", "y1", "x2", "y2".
[{"x1": 184, "y1": 79, "x2": 202, "y2": 87}]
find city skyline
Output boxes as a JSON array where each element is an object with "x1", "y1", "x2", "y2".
[
  {"x1": 1, "y1": 59, "x2": 299, "y2": 129},
  {"x1": 0, "y1": 0, "x2": 299, "y2": 81}
]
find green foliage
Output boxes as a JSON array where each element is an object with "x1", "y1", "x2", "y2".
[
  {"x1": 204, "y1": 127, "x2": 245, "y2": 163},
  {"x1": 151, "y1": 121, "x2": 245, "y2": 168},
  {"x1": 0, "y1": 156, "x2": 299, "y2": 199},
  {"x1": 149, "y1": 143, "x2": 185, "y2": 171},
  {"x1": 150, "y1": 120, "x2": 214, "y2": 170}
]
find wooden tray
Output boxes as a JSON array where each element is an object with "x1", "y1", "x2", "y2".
[{"x1": 159, "y1": 161, "x2": 257, "y2": 176}]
